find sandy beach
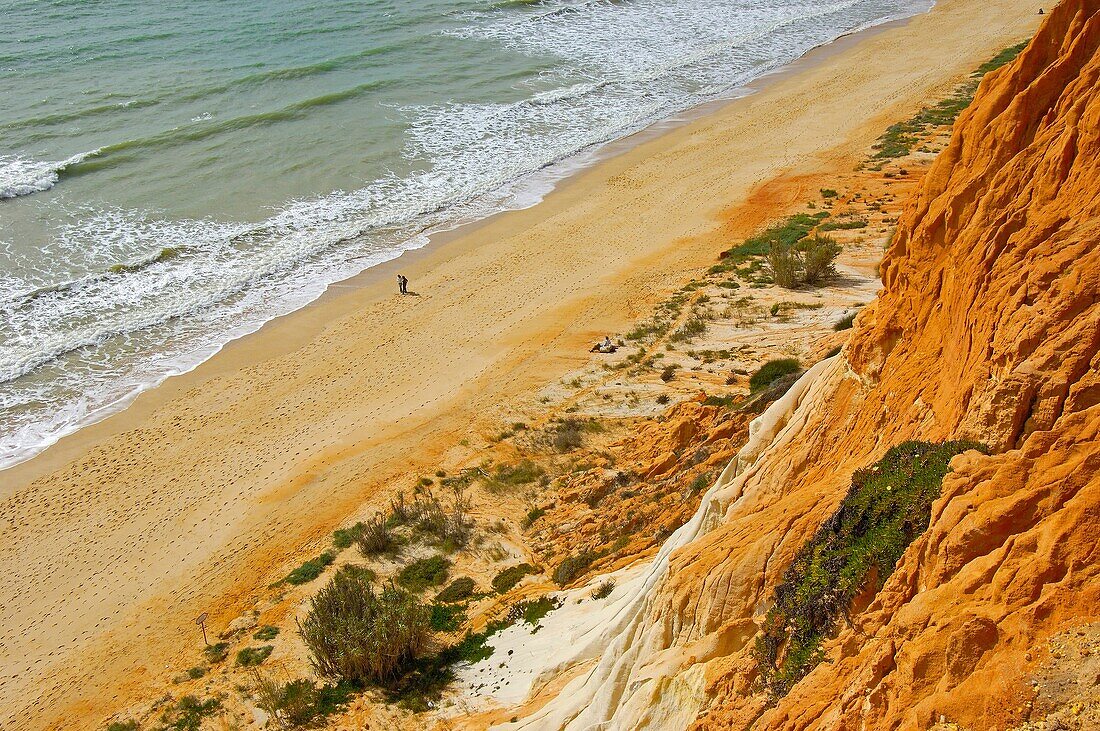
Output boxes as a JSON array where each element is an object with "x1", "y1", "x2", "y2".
[{"x1": 0, "y1": 0, "x2": 1042, "y2": 727}]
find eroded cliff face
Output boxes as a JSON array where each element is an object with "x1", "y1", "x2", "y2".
[{"x1": 504, "y1": 2, "x2": 1100, "y2": 729}]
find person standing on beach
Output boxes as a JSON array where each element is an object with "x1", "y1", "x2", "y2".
[{"x1": 397, "y1": 274, "x2": 408, "y2": 295}]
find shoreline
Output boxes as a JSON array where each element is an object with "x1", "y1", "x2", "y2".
[
  {"x1": 0, "y1": 1, "x2": 932, "y2": 480},
  {"x1": 0, "y1": 0, "x2": 1043, "y2": 727}
]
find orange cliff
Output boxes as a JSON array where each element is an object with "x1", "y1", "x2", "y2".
[{"x1": 497, "y1": 1, "x2": 1100, "y2": 729}]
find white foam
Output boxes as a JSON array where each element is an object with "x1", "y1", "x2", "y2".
[{"x1": 0, "y1": 150, "x2": 100, "y2": 200}]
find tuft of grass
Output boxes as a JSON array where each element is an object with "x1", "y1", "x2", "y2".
[
  {"x1": 202, "y1": 642, "x2": 229, "y2": 664},
  {"x1": 186, "y1": 666, "x2": 206, "y2": 680},
  {"x1": 107, "y1": 722, "x2": 139, "y2": 731},
  {"x1": 435, "y1": 576, "x2": 477, "y2": 604},
  {"x1": 156, "y1": 695, "x2": 220, "y2": 731},
  {"x1": 236, "y1": 645, "x2": 274, "y2": 667},
  {"x1": 429, "y1": 603, "x2": 467, "y2": 632},
  {"x1": 397, "y1": 555, "x2": 451, "y2": 592},
  {"x1": 749, "y1": 359, "x2": 801, "y2": 392},
  {"x1": 355, "y1": 514, "x2": 398, "y2": 556},
  {"x1": 753, "y1": 441, "x2": 987, "y2": 697},
  {"x1": 488, "y1": 460, "x2": 545, "y2": 491},
  {"x1": 284, "y1": 551, "x2": 335, "y2": 586},
  {"x1": 492, "y1": 563, "x2": 538, "y2": 594},
  {"x1": 522, "y1": 506, "x2": 547, "y2": 528},
  {"x1": 251, "y1": 673, "x2": 355, "y2": 729},
  {"x1": 548, "y1": 418, "x2": 602, "y2": 453},
  {"x1": 819, "y1": 188, "x2": 839, "y2": 198},
  {"x1": 253, "y1": 625, "x2": 279, "y2": 642},
  {"x1": 833, "y1": 311, "x2": 858, "y2": 331},
  {"x1": 592, "y1": 580, "x2": 615, "y2": 600},
  {"x1": 553, "y1": 551, "x2": 598, "y2": 586}
]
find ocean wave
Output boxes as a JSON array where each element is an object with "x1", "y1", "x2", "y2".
[{"x1": 0, "y1": 150, "x2": 101, "y2": 200}]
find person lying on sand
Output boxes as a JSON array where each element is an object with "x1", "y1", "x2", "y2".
[{"x1": 590, "y1": 336, "x2": 617, "y2": 353}]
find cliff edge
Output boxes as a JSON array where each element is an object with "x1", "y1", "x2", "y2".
[{"x1": 502, "y1": 2, "x2": 1099, "y2": 728}]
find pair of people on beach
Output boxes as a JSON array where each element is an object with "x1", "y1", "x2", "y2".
[{"x1": 397, "y1": 274, "x2": 409, "y2": 295}]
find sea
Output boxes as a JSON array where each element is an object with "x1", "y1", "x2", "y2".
[{"x1": 0, "y1": 0, "x2": 930, "y2": 470}]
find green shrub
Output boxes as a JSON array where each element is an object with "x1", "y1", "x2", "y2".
[
  {"x1": 670, "y1": 316, "x2": 706, "y2": 343},
  {"x1": 519, "y1": 596, "x2": 561, "y2": 626},
  {"x1": 299, "y1": 569, "x2": 430, "y2": 684},
  {"x1": 107, "y1": 722, "x2": 139, "y2": 731},
  {"x1": 284, "y1": 551, "x2": 335, "y2": 585},
  {"x1": 522, "y1": 506, "x2": 547, "y2": 528},
  {"x1": 749, "y1": 359, "x2": 801, "y2": 391},
  {"x1": 798, "y1": 234, "x2": 841, "y2": 285},
  {"x1": 592, "y1": 580, "x2": 615, "y2": 600},
  {"x1": 550, "y1": 418, "x2": 601, "y2": 452},
  {"x1": 819, "y1": 188, "x2": 838, "y2": 198},
  {"x1": 659, "y1": 365, "x2": 677, "y2": 382},
  {"x1": 186, "y1": 666, "x2": 206, "y2": 680},
  {"x1": 332, "y1": 522, "x2": 365, "y2": 550},
  {"x1": 429, "y1": 603, "x2": 467, "y2": 632},
  {"x1": 397, "y1": 555, "x2": 451, "y2": 592},
  {"x1": 202, "y1": 642, "x2": 229, "y2": 664},
  {"x1": 236, "y1": 645, "x2": 274, "y2": 667},
  {"x1": 251, "y1": 674, "x2": 354, "y2": 729},
  {"x1": 725, "y1": 212, "x2": 830, "y2": 262},
  {"x1": 355, "y1": 514, "x2": 398, "y2": 556},
  {"x1": 833, "y1": 311, "x2": 858, "y2": 331},
  {"x1": 753, "y1": 441, "x2": 986, "y2": 697},
  {"x1": 553, "y1": 551, "x2": 597, "y2": 586},
  {"x1": 766, "y1": 244, "x2": 801, "y2": 288},
  {"x1": 435, "y1": 576, "x2": 477, "y2": 603},
  {"x1": 490, "y1": 460, "x2": 545, "y2": 488},
  {"x1": 156, "y1": 695, "x2": 220, "y2": 731},
  {"x1": 253, "y1": 625, "x2": 279, "y2": 641},
  {"x1": 492, "y1": 563, "x2": 537, "y2": 594}
]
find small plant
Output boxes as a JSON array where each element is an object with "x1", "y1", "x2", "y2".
[
  {"x1": 236, "y1": 645, "x2": 274, "y2": 667},
  {"x1": 522, "y1": 506, "x2": 547, "y2": 528},
  {"x1": 688, "y1": 472, "x2": 712, "y2": 495},
  {"x1": 488, "y1": 460, "x2": 545, "y2": 490},
  {"x1": 251, "y1": 672, "x2": 354, "y2": 729},
  {"x1": 299, "y1": 570, "x2": 430, "y2": 685},
  {"x1": 284, "y1": 551, "x2": 335, "y2": 586},
  {"x1": 659, "y1": 364, "x2": 678, "y2": 382},
  {"x1": 253, "y1": 625, "x2": 280, "y2": 641},
  {"x1": 820, "y1": 188, "x2": 839, "y2": 198},
  {"x1": 670, "y1": 316, "x2": 706, "y2": 343},
  {"x1": 592, "y1": 580, "x2": 615, "y2": 600},
  {"x1": 518, "y1": 596, "x2": 561, "y2": 626},
  {"x1": 107, "y1": 721, "x2": 139, "y2": 731},
  {"x1": 332, "y1": 523, "x2": 365, "y2": 550},
  {"x1": 429, "y1": 603, "x2": 467, "y2": 632},
  {"x1": 553, "y1": 551, "x2": 597, "y2": 586},
  {"x1": 397, "y1": 555, "x2": 451, "y2": 592},
  {"x1": 156, "y1": 695, "x2": 220, "y2": 731},
  {"x1": 833, "y1": 311, "x2": 858, "y2": 331},
  {"x1": 492, "y1": 563, "x2": 537, "y2": 594},
  {"x1": 203, "y1": 642, "x2": 229, "y2": 664},
  {"x1": 186, "y1": 666, "x2": 206, "y2": 680},
  {"x1": 435, "y1": 576, "x2": 477, "y2": 604},
  {"x1": 355, "y1": 513, "x2": 398, "y2": 556},
  {"x1": 749, "y1": 359, "x2": 801, "y2": 391},
  {"x1": 656, "y1": 394, "x2": 671, "y2": 405},
  {"x1": 549, "y1": 418, "x2": 601, "y2": 452}
]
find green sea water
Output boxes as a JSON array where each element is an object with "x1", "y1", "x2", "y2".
[{"x1": 0, "y1": 0, "x2": 930, "y2": 468}]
